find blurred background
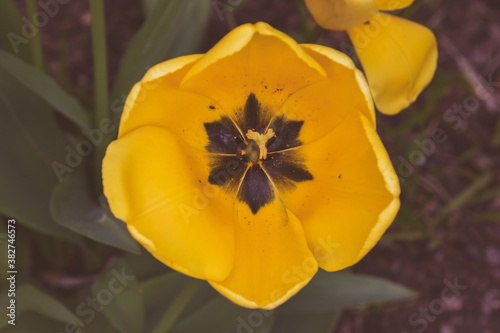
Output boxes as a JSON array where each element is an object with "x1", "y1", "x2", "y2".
[{"x1": 1, "y1": 0, "x2": 499, "y2": 332}]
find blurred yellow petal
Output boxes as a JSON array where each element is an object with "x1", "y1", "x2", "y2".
[
  {"x1": 103, "y1": 126, "x2": 234, "y2": 281},
  {"x1": 305, "y1": 0, "x2": 379, "y2": 30},
  {"x1": 181, "y1": 22, "x2": 326, "y2": 117},
  {"x1": 301, "y1": 44, "x2": 376, "y2": 125},
  {"x1": 348, "y1": 13, "x2": 438, "y2": 114},
  {"x1": 373, "y1": 0, "x2": 414, "y2": 10},
  {"x1": 211, "y1": 196, "x2": 317, "y2": 309},
  {"x1": 280, "y1": 113, "x2": 400, "y2": 271}
]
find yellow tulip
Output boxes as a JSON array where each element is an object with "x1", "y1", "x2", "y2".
[
  {"x1": 305, "y1": 0, "x2": 438, "y2": 114},
  {"x1": 102, "y1": 22, "x2": 400, "y2": 309}
]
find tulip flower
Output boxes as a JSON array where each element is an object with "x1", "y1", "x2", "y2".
[{"x1": 103, "y1": 22, "x2": 400, "y2": 309}]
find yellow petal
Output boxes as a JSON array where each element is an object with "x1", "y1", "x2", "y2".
[
  {"x1": 280, "y1": 113, "x2": 400, "y2": 271},
  {"x1": 272, "y1": 79, "x2": 366, "y2": 145},
  {"x1": 117, "y1": 57, "x2": 236, "y2": 151},
  {"x1": 373, "y1": 0, "x2": 414, "y2": 10},
  {"x1": 119, "y1": 54, "x2": 203, "y2": 134},
  {"x1": 103, "y1": 126, "x2": 234, "y2": 281},
  {"x1": 305, "y1": 0, "x2": 379, "y2": 30},
  {"x1": 348, "y1": 13, "x2": 438, "y2": 114},
  {"x1": 210, "y1": 195, "x2": 317, "y2": 309},
  {"x1": 181, "y1": 22, "x2": 326, "y2": 118},
  {"x1": 301, "y1": 44, "x2": 376, "y2": 126}
]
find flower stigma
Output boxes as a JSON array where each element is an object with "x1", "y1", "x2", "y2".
[{"x1": 244, "y1": 128, "x2": 275, "y2": 163}]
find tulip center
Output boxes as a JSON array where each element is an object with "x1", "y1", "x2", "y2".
[
  {"x1": 244, "y1": 129, "x2": 275, "y2": 163},
  {"x1": 204, "y1": 93, "x2": 313, "y2": 214}
]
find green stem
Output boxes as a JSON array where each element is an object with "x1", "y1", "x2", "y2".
[
  {"x1": 308, "y1": 24, "x2": 324, "y2": 43},
  {"x1": 296, "y1": 0, "x2": 325, "y2": 43},
  {"x1": 224, "y1": 9, "x2": 237, "y2": 30},
  {"x1": 296, "y1": 0, "x2": 311, "y2": 40},
  {"x1": 26, "y1": 0, "x2": 44, "y2": 72},
  {"x1": 89, "y1": 0, "x2": 109, "y2": 194},
  {"x1": 152, "y1": 279, "x2": 202, "y2": 333}
]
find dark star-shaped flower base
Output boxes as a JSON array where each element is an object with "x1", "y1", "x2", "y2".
[{"x1": 204, "y1": 93, "x2": 313, "y2": 214}]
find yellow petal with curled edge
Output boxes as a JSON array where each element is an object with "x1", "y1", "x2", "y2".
[
  {"x1": 117, "y1": 56, "x2": 236, "y2": 152},
  {"x1": 300, "y1": 44, "x2": 376, "y2": 126},
  {"x1": 348, "y1": 13, "x2": 438, "y2": 114},
  {"x1": 210, "y1": 195, "x2": 317, "y2": 309},
  {"x1": 373, "y1": 0, "x2": 414, "y2": 10},
  {"x1": 103, "y1": 126, "x2": 234, "y2": 282},
  {"x1": 119, "y1": 54, "x2": 203, "y2": 136},
  {"x1": 181, "y1": 22, "x2": 326, "y2": 118},
  {"x1": 279, "y1": 113, "x2": 400, "y2": 271},
  {"x1": 305, "y1": 0, "x2": 379, "y2": 30}
]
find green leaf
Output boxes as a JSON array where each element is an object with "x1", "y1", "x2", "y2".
[
  {"x1": 0, "y1": 313, "x2": 69, "y2": 333},
  {"x1": 280, "y1": 270, "x2": 416, "y2": 313},
  {"x1": 124, "y1": 251, "x2": 172, "y2": 281},
  {"x1": 141, "y1": 272, "x2": 184, "y2": 310},
  {"x1": 0, "y1": 0, "x2": 33, "y2": 62},
  {"x1": 141, "y1": 273, "x2": 220, "y2": 332},
  {"x1": 79, "y1": 311, "x2": 116, "y2": 333},
  {"x1": 142, "y1": 0, "x2": 158, "y2": 15},
  {"x1": 271, "y1": 311, "x2": 341, "y2": 333},
  {"x1": 0, "y1": 284, "x2": 82, "y2": 329},
  {"x1": 171, "y1": 296, "x2": 275, "y2": 333},
  {"x1": 141, "y1": 272, "x2": 187, "y2": 332},
  {"x1": 50, "y1": 172, "x2": 141, "y2": 253},
  {"x1": 0, "y1": 67, "x2": 82, "y2": 243},
  {"x1": 91, "y1": 260, "x2": 144, "y2": 333},
  {"x1": 0, "y1": 49, "x2": 91, "y2": 129},
  {"x1": 111, "y1": 0, "x2": 211, "y2": 119},
  {"x1": 151, "y1": 279, "x2": 203, "y2": 333}
]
